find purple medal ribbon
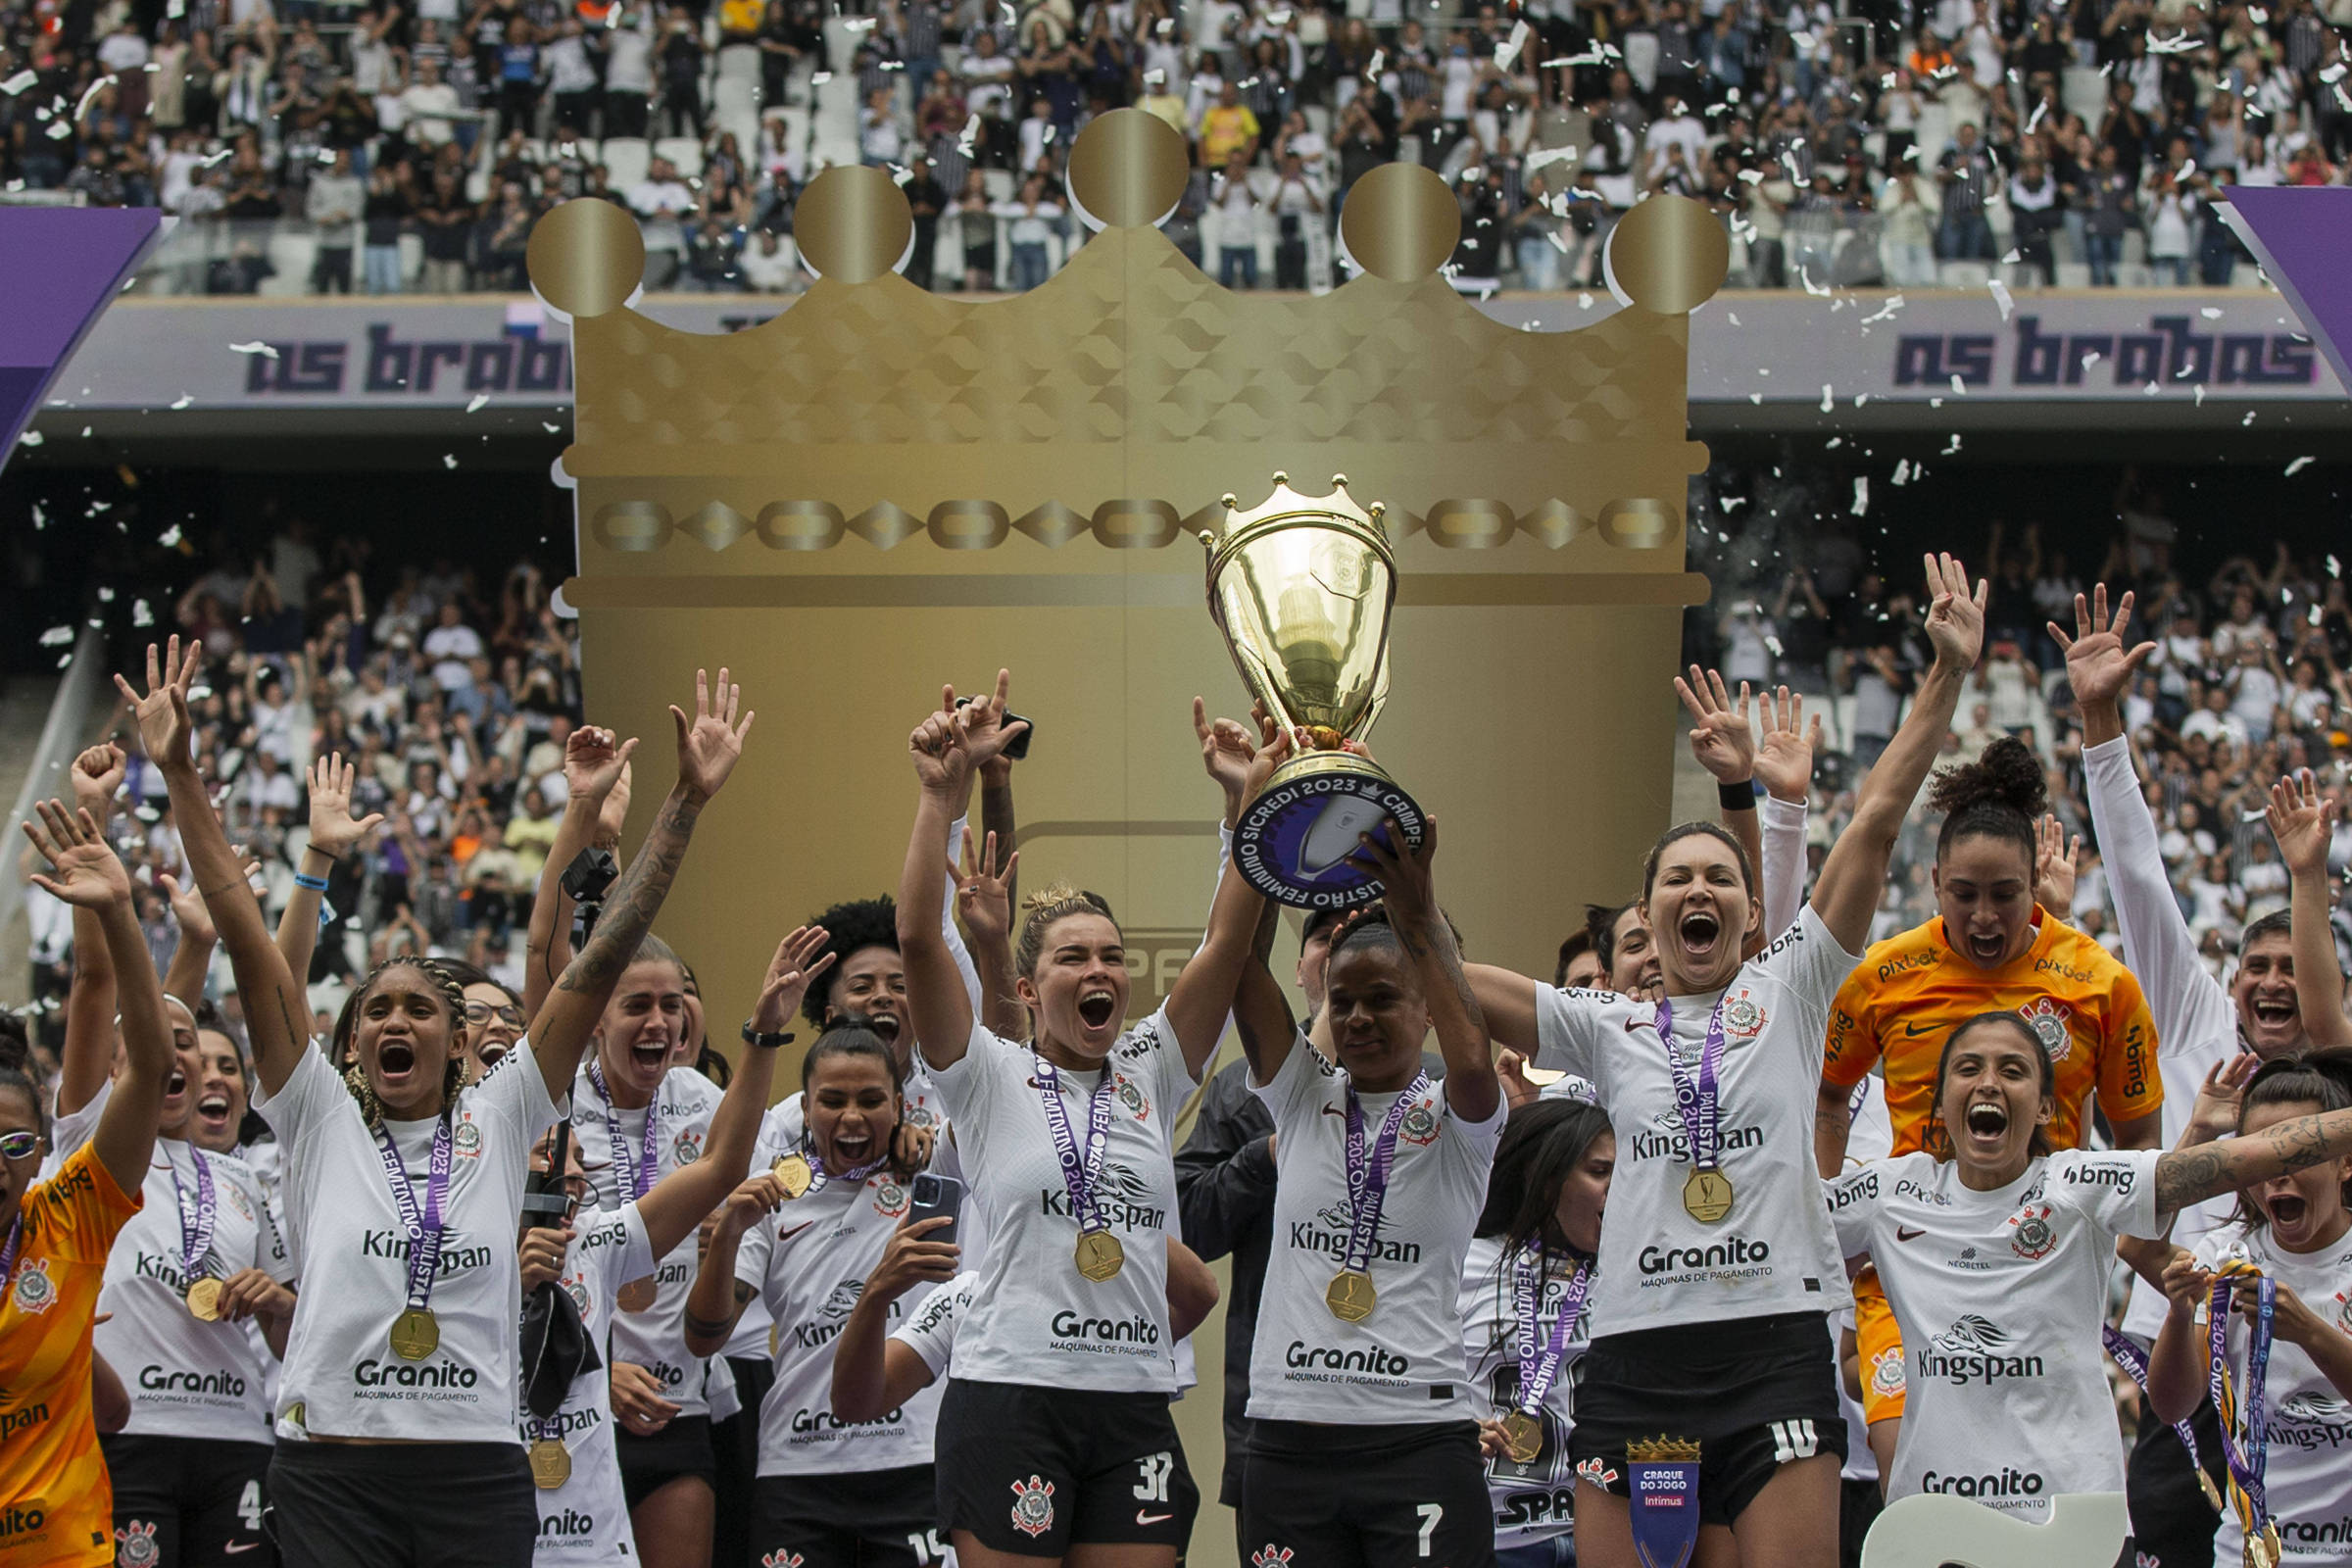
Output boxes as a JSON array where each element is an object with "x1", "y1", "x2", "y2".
[
  {"x1": 168, "y1": 1146, "x2": 220, "y2": 1287},
  {"x1": 2102, "y1": 1325, "x2": 2213, "y2": 1493},
  {"x1": 0, "y1": 1213, "x2": 21, "y2": 1294},
  {"x1": 589, "y1": 1062, "x2": 660, "y2": 1201},
  {"x1": 2209, "y1": 1272, "x2": 2278, "y2": 1539},
  {"x1": 1342, "y1": 1072, "x2": 1429, "y2": 1275},
  {"x1": 1511, "y1": 1246, "x2": 1592, "y2": 1419},
  {"x1": 372, "y1": 1115, "x2": 455, "y2": 1312},
  {"x1": 1035, "y1": 1055, "x2": 1118, "y2": 1241},
  {"x1": 797, "y1": 1139, "x2": 890, "y2": 1198},
  {"x1": 1654, "y1": 997, "x2": 1730, "y2": 1176}
]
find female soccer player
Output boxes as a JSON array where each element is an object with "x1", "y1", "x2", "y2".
[
  {"x1": 126, "y1": 638, "x2": 752, "y2": 1568},
  {"x1": 896, "y1": 675, "x2": 1264, "y2": 1567},
  {"x1": 2148, "y1": 1054, "x2": 2352, "y2": 1567},
  {"x1": 1460, "y1": 1100, "x2": 1616, "y2": 1568},
  {"x1": 1465, "y1": 554, "x2": 1985, "y2": 1568},
  {"x1": 1227, "y1": 819, "x2": 1504, "y2": 1565},
  {"x1": 516, "y1": 926, "x2": 813, "y2": 1566},
  {"x1": 1827, "y1": 1016, "x2": 2352, "y2": 1526},
  {"x1": 684, "y1": 1024, "x2": 943, "y2": 1568},
  {"x1": 1, "y1": 802, "x2": 173, "y2": 1568}
]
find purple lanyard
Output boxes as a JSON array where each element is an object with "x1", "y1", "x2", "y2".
[
  {"x1": 166, "y1": 1145, "x2": 219, "y2": 1285},
  {"x1": 2101, "y1": 1325, "x2": 2212, "y2": 1489},
  {"x1": 1343, "y1": 1073, "x2": 1429, "y2": 1274},
  {"x1": 372, "y1": 1115, "x2": 455, "y2": 1312},
  {"x1": 1036, "y1": 1056, "x2": 1118, "y2": 1238},
  {"x1": 797, "y1": 1140, "x2": 889, "y2": 1198},
  {"x1": 2210, "y1": 1271, "x2": 2278, "y2": 1535},
  {"x1": 0, "y1": 1213, "x2": 20, "y2": 1292},
  {"x1": 1654, "y1": 996, "x2": 1730, "y2": 1174},
  {"x1": 1511, "y1": 1246, "x2": 1592, "y2": 1417},
  {"x1": 589, "y1": 1062, "x2": 660, "y2": 1201}
]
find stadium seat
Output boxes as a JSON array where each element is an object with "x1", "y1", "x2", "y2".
[
  {"x1": 602, "y1": 137, "x2": 653, "y2": 190},
  {"x1": 654, "y1": 136, "x2": 705, "y2": 176},
  {"x1": 2053, "y1": 261, "x2": 2092, "y2": 288},
  {"x1": 260, "y1": 228, "x2": 318, "y2": 296},
  {"x1": 2062, "y1": 67, "x2": 2109, "y2": 126},
  {"x1": 1936, "y1": 260, "x2": 1993, "y2": 288}
]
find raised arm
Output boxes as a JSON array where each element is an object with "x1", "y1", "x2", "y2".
[
  {"x1": 2268, "y1": 771, "x2": 2352, "y2": 1049},
  {"x1": 24, "y1": 802, "x2": 169, "y2": 1199},
  {"x1": 276, "y1": 751, "x2": 385, "y2": 988},
  {"x1": 1754, "y1": 686, "x2": 1820, "y2": 941},
  {"x1": 527, "y1": 668, "x2": 751, "y2": 1093},
  {"x1": 523, "y1": 736, "x2": 632, "y2": 1020},
  {"x1": 1678, "y1": 667, "x2": 1763, "y2": 939},
  {"x1": 899, "y1": 682, "x2": 1026, "y2": 1072},
  {"x1": 1462, "y1": 962, "x2": 1543, "y2": 1054},
  {"x1": 681, "y1": 1170, "x2": 786, "y2": 1358},
  {"x1": 1159, "y1": 702, "x2": 1279, "y2": 1078},
  {"x1": 2152, "y1": 1100, "x2": 2352, "y2": 1213},
  {"x1": 953, "y1": 830, "x2": 1027, "y2": 1040},
  {"x1": 828, "y1": 1217, "x2": 962, "y2": 1422},
  {"x1": 1234, "y1": 895, "x2": 1298, "y2": 1089},
  {"x1": 123, "y1": 640, "x2": 311, "y2": 1097},
  {"x1": 56, "y1": 746, "x2": 127, "y2": 1117},
  {"x1": 1356, "y1": 816, "x2": 1499, "y2": 1123},
  {"x1": 1811, "y1": 553, "x2": 1985, "y2": 953}
]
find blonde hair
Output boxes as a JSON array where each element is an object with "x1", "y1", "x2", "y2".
[{"x1": 1013, "y1": 884, "x2": 1120, "y2": 980}]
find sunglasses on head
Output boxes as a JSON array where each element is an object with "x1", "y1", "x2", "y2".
[
  {"x1": 466, "y1": 1002, "x2": 527, "y2": 1028},
  {"x1": 0, "y1": 1130, "x2": 40, "y2": 1160}
]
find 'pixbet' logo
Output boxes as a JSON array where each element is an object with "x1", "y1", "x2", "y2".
[
  {"x1": 1009, "y1": 1476, "x2": 1055, "y2": 1540},
  {"x1": 115, "y1": 1520, "x2": 160, "y2": 1568}
]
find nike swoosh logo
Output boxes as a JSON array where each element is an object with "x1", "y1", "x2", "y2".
[
  {"x1": 1137, "y1": 1511, "x2": 1174, "y2": 1526},
  {"x1": 1896, "y1": 1226, "x2": 1927, "y2": 1242},
  {"x1": 224, "y1": 1546, "x2": 261, "y2": 1556},
  {"x1": 1902, "y1": 1022, "x2": 1936, "y2": 1037}
]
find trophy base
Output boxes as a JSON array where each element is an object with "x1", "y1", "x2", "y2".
[{"x1": 1231, "y1": 751, "x2": 1426, "y2": 910}]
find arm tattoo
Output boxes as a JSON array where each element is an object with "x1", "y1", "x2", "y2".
[
  {"x1": 2155, "y1": 1110, "x2": 2347, "y2": 1212},
  {"x1": 560, "y1": 794, "x2": 700, "y2": 994}
]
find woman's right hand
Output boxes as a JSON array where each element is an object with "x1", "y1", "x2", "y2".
[
  {"x1": 2160, "y1": 1249, "x2": 2213, "y2": 1318},
  {"x1": 865, "y1": 1214, "x2": 960, "y2": 1306},
  {"x1": 717, "y1": 1171, "x2": 792, "y2": 1237},
  {"x1": 609, "y1": 1361, "x2": 682, "y2": 1435},
  {"x1": 114, "y1": 637, "x2": 203, "y2": 772},
  {"x1": 24, "y1": 800, "x2": 133, "y2": 911},
  {"x1": 518, "y1": 1224, "x2": 573, "y2": 1293},
  {"x1": 2185, "y1": 1052, "x2": 2258, "y2": 1147},
  {"x1": 70, "y1": 743, "x2": 126, "y2": 821}
]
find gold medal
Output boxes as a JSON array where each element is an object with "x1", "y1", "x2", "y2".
[
  {"x1": 1500, "y1": 1410, "x2": 1544, "y2": 1465},
  {"x1": 1326, "y1": 1269, "x2": 1377, "y2": 1323},
  {"x1": 771, "y1": 1152, "x2": 813, "y2": 1200},
  {"x1": 617, "y1": 1278, "x2": 657, "y2": 1313},
  {"x1": 1074, "y1": 1231, "x2": 1125, "y2": 1282},
  {"x1": 185, "y1": 1277, "x2": 224, "y2": 1322},
  {"x1": 2198, "y1": 1471, "x2": 2224, "y2": 1513},
  {"x1": 388, "y1": 1306, "x2": 440, "y2": 1361},
  {"x1": 2247, "y1": 1523, "x2": 2282, "y2": 1568},
  {"x1": 529, "y1": 1437, "x2": 572, "y2": 1490},
  {"x1": 1683, "y1": 1168, "x2": 1735, "y2": 1224}
]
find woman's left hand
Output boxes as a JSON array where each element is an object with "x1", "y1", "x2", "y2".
[
  {"x1": 750, "y1": 925, "x2": 838, "y2": 1036},
  {"x1": 214, "y1": 1268, "x2": 298, "y2": 1323}
]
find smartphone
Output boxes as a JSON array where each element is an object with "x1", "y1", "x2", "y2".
[
  {"x1": 955, "y1": 696, "x2": 1034, "y2": 761},
  {"x1": 908, "y1": 1172, "x2": 965, "y2": 1247}
]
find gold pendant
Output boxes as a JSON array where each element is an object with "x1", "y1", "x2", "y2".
[
  {"x1": 2247, "y1": 1523, "x2": 2282, "y2": 1568},
  {"x1": 185, "y1": 1277, "x2": 224, "y2": 1322},
  {"x1": 771, "y1": 1152, "x2": 813, "y2": 1200},
  {"x1": 1074, "y1": 1231, "x2": 1126, "y2": 1282},
  {"x1": 1500, "y1": 1409, "x2": 1544, "y2": 1465},
  {"x1": 1326, "y1": 1268, "x2": 1377, "y2": 1323},
  {"x1": 529, "y1": 1437, "x2": 572, "y2": 1490},
  {"x1": 2198, "y1": 1471, "x2": 2224, "y2": 1513},
  {"x1": 388, "y1": 1305, "x2": 440, "y2": 1361},
  {"x1": 1683, "y1": 1168, "x2": 1735, "y2": 1224},
  {"x1": 617, "y1": 1277, "x2": 658, "y2": 1314}
]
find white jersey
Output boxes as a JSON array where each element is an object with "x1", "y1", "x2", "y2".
[
  {"x1": 527, "y1": 1203, "x2": 655, "y2": 1565},
  {"x1": 2085, "y1": 736, "x2": 2249, "y2": 1342},
  {"x1": 1838, "y1": 1072, "x2": 1890, "y2": 1485},
  {"x1": 1826, "y1": 1147, "x2": 2166, "y2": 1518},
  {"x1": 1247, "y1": 1038, "x2": 1504, "y2": 1423},
  {"x1": 257, "y1": 1040, "x2": 564, "y2": 1442},
  {"x1": 895, "y1": 1270, "x2": 980, "y2": 1381},
  {"x1": 1534, "y1": 906, "x2": 1860, "y2": 1337},
  {"x1": 922, "y1": 1008, "x2": 1201, "y2": 1393},
  {"x1": 2190, "y1": 1222, "x2": 2352, "y2": 1566},
  {"x1": 1459, "y1": 1235, "x2": 1590, "y2": 1549},
  {"x1": 735, "y1": 1160, "x2": 944, "y2": 1476},
  {"x1": 94, "y1": 1140, "x2": 295, "y2": 1441},
  {"x1": 572, "y1": 1064, "x2": 727, "y2": 1419}
]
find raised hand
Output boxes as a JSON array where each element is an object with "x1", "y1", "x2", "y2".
[
  {"x1": 1194, "y1": 697, "x2": 1260, "y2": 820},
  {"x1": 2266, "y1": 771, "x2": 2337, "y2": 880},
  {"x1": 2186, "y1": 1051, "x2": 2259, "y2": 1147},
  {"x1": 114, "y1": 637, "x2": 202, "y2": 773},
  {"x1": 71, "y1": 743, "x2": 126, "y2": 821},
  {"x1": 1675, "y1": 666, "x2": 1757, "y2": 784},
  {"x1": 1753, "y1": 686, "x2": 1820, "y2": 803},
  {"x1": 2051, "y1": 585, "x2": 2154, "y2": 711},
  {"x1": 23, "y1": 800, "x2": 134, "y2": 909},
  {"x1": 597, "y1": 760, "x2": 633, "y2": 846},
  {"x1": 307, "y1": 752, "x2": 387, "y2": 859},
  {"x1": 950, "y1": 668, "x2": 1029, "y2": 776},
  {"x1": 2034, "y1": 814, "x2": 2082, "y2": 914},
  {"x1": 955, "y1": 829, "x2": 1018, "y2": 954},
  {"x1": 1240, "y1": 721, "x2": 1295, "y2": 809},
  {"x1": 1353, "y1": 814, "x2": 1439, "y2": 923},
  {"x1": 157, "y1": 866, "x2": 256, "y2": 948},
  {"x1": 564, "y1": 724, "x2": 640, "y2": 808},
  {"x1": 518, "y1": 1225, "x2": 573, "y2": 1293},
  {"x1": 908, "y1": 706, "x2": 974, "y2": 799},
  {"x1": 1922, "y1": 552, "x2": 1988, "y2": 672},
  {"x1": 751, "y1": 925, "x2": 838, "y2": 1036},
  {"x1": 2159, "y1": 1249, "x2": 2213, "y2": 1318},
  {"x1": 671, "y1": 667, "x2": 754, "y2": 806}
]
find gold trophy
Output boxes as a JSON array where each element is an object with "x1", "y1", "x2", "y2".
[{"x1": 1201, "y1": 473, "x2": 1425, "y2": 909}]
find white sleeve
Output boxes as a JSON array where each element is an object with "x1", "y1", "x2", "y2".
[
  {"x1": 1823, "y1": 1160, "x2": 1889, "y2": 1259},
  {"x1": 478, "y1": 1034, "x2": 564, "y2": 1146},
  {"x1": 892, "y1": 1270, "x2": 976, "y2": 1379},
  {"x1": 2083, "y1": 738, "x2": 2237, "y2": 1058},
  {"x1": 1758, "y1": 904, "x2": 1865, "y2": 1035},
  {"x1": 1761, "y1": 794, "x2": 1808, "y2": 942},
  {"x1": 247, "y1": 1165, "x2": 299, "y2": 1284},
  {"x1": 1246, "y1": 1023, "x2": 1329, "y2": 1118},
  {"x1": 606, "y1": 1202, "x2": 658, "y2": 1289},
  {"x1": 942, "y1": 814, "x2": 983, "y2": 1014},
  {"x1": 42, "y1": 1075, "x2": 112, "y2": 1169},
  {"x1": 253, "y1": 1042, "x2": 345, "y2": 1142},
  {"x1": 2046, "y1": 1148, "x2": 2166, "y2": 1243},
  {"x1": 1534, "y1": 986, "x2": 1608, "y2": 1088}
]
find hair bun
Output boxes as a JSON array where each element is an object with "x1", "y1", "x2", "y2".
[
  {"x1": 1020, "y1": 881, "x2": 1086, "y2": 914},
  {"x1": 1928, "y1": 734, "x2": 2047, "y2": 821}
]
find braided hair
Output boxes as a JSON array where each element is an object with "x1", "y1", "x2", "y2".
[{"x1": 340, "y1": 955, "x2": 471, "y2": 1128}]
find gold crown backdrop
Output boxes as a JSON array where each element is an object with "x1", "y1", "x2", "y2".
[{"x1": 531, "y1": 113, "x2": 1721, "y2": 1553}]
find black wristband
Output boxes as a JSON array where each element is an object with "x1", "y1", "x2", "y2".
[
  {"x1": 1718, "y1": 780, "x2": 1758, "y2": 810},
  {"x1": 740, "y1": 1021, "x2": 796, "y2": 1051}
]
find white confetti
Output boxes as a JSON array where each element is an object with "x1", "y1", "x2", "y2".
[
  {"x1": 18, "y1": 430, "x2": 40, "y2": 447},
  {"x1": 1930, "y1": 397, "x2": 1944, "y2": 409},
  {"x1": 811, "y1": 72, "x2": 832, "y2": 84},
  {"x1": 2200, "y1": 307, "x2": 2224, "y2": 319},
  {"x1": 2328, "y1": 555, "x2": 2341, "y2": 578},
  {"x1": 2000, "y1": 248, "x2": 2021, "y2": 265},
  {"x1": 2194, "y1": 384, "x2": 2206, "y2": 405},
  {"x1": 1942, "y1": 434, "x2": 1963, "y2": 455},
  {"x1": 170, "y1": 394, "x2": 192, "y2": 409},
  {"x1": 1748, "y1": 392, "x2": 1763, "y2": 404},
  {"x1": 2285, "y1": 456, "x2": 2315, "y2": 475},
  {"x1": 2144, "y1": 381, "x2": 2160, "y2": 396},
  {"x1": 2243, "y1": 411, "x2": 2257, "y2": 426},
  {"x1": 1987, "y1": 279, "x2": 2013, "y2": 321},
  {"x1": 1949, "y1": 373, "x2": 1967, "y2": 396},
  {"x1": 229, "y1": 341, "x2": 279, "y2": 359},
  {"x1": 543, "y1": 421, "x2": 563, "y2": 433},
  {"x1": 44, "y1": 119, "x2": 71, "y2": 140},
  {"x1": 39, "y1": 625, "x2": 72, "y2": 647},
  {"x1": 1851, "y1": 477, "x2": 1869, "y2": 515},
  {"x1": 97, "y1": 585, "x2": 114, "y2": 602},
  {"x1": 1891, "y1": 460, "x2": 1912, "y2": 487},
  {"x1": 0, "y1": 70, "x2": 35, "y2": 95},
  {"x1": 466, "y1": 393, "x2": 489, "y2": 413},
  {"x1": 1578, "y1": 293, "x2": 1593, "y2": 310},
  {"x1": 1494, "y1": 19, "x2": 1531, "y2": 72},
  {"x1": 132, "y1": 598, "x2": 153, "y2": 627},
  {"x1": 158, "y1": 523, "x2": 182, "y2": 547},
  {"x1": 1825, "y1": 437, "x2": 1842, "y2": 450},
  {"x1": 1861, "y1": 295, "x2": 1904, "y2": 324},
  {"x1": 1820, "y1": 384, "x2": 1834, "y2": 413},
  {"x1": 444, "y1": 454, "x2": 459, "y2": 468}
]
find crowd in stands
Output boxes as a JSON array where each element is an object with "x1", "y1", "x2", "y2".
[{"x1": 5, "y1": 0, "x2": 2349, "y2": 295}]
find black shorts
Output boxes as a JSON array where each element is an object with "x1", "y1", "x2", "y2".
[
  {"x1": 1243, "y1": 1419, "x2": 1494, "y2": 1568},
  {"x1": 617, "y1": 1413, "x2": 716, "y2": 1508},
  {"x1": 104, "y1": 1433, "x2": 273, "y2": 1568},
  {"x1": 712, "y1": 1355, "x2": 775, "y2": 1568},
  {"x1": 934, "y1": 1378, "x2": 1198, "y2": 1555},
  {"x1": 266, "y1": 1441, "x2": 536, "y2": 1568},
  {"x1": 2125, "y1": 1390, "x2": 2224, "y2": 1568},
  {"x1": 1569, "y1": 1310, "x2": 1845, "y2": 1528},
  {"x1": 754, "y1": 1467, "x2": 944, "y2": 1568}
]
